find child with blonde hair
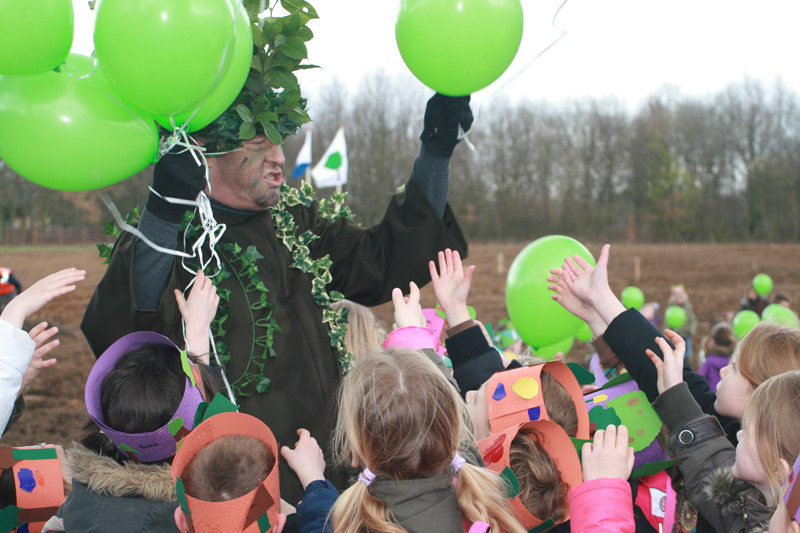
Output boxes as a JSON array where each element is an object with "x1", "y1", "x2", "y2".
[{"x1": 330, "y1": 299, "x2": 387, "y2": 361}]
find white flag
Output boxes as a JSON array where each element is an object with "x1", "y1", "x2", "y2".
[
  {"x1": 291, "y1": 128, "x2": 312, "y2": 179},
  {"x1": 311, "y1": 125, "x2": 347, "y2": 188}
]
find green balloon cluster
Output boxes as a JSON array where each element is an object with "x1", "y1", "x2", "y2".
[
  {"x1": 575, "y1": 322, "x2": 593, "y2": 343},
  {"x1": 0, "y1": 0, "x2": 73, "y2": 75},
  {"x1": 621, "y1": 286, "x2": 645, "y2": 310},
  {"x1": 664, "y1": 306, "x2": 687, "y2": 329},
  {"x1": 762, "y1": 304, "x2": 799, "y2": 329},
  {"x1": 535, "y1": 335, "x2": 575, "y2": 361},
  {"x1": 395, "y1": 0, "x2": 524, "y2": 96},
  {"x1": 753, "y1": 273, "x2": 773, "y2": 296},
  {"x1": 733, "y1": 310, "x2": 760, "y2": 339},
  {"x1": 507, "y1": 235, "x2": 596, "y2": 348}
]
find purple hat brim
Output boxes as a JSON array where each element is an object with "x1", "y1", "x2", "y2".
[{"x1": 85, "y1": 331, "x2": 205, "y2": 463}]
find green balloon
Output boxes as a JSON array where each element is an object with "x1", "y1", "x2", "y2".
[
  {"x1": 762, "y1": 304, "x2": 799, "y2": 328},
  {"x1": 156, "y1": 3, "x2": 253, "y2": 132},
  {"x1": 0, "y1": 54, "x2": 158, "y2": 191},
  {"x1": 732, "y1": 310, "x2": 760, "y2": 339},
  {"x1": 535, "y1": 335, "x2": 575, "y2": 361},
  {"x1": 0, "y1": 0, "x2": 73, "y2": 75},
  {"x1": 395, "y1": 0, "x2": 523, "y2": 96},
  {"x1": 664, "y1": 306, "x2": 687, "y2": 329},
  {"x1": 95, "y1": 0, "x2": 238, "y2": 116},
  {"x1": 575, "y1": 322, "x2": 593, "y2": 343},
  {"x1": 753, "y1": 273, "x2": 773, "y2": 296},
  {"x1": 621, "y1": 286, "x2": 645, "y2": 310},
  {"x1": 507, "y1": 235, "x2": 596, "y2": 347}
]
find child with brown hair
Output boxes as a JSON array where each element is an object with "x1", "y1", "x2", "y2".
[{"x1": 698, "y1": 322, "x2": 736, "y2": 392}]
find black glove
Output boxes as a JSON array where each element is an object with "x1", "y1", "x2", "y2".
[
  {"x1": 419, "y1": 93, "x2": 474, "y2": 159},
  {"x1": 146, "y1": 147, "x2": 208, "y2": 223}
]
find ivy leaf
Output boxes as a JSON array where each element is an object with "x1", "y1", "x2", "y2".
[
  {"x1": 268, "y1": 67, "x2": 298, "y2": 90},
  {"x1": 235, "y1": 104, "x2": 253, "y2": 122},
  {"x1": 261, "y1": 121, "x2": 283, "y2": 146},
  {"x1": 239, "y1": 121, "x2": 257, "y2": 140}
]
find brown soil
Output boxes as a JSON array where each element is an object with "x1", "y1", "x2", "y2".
[{"x1": 2, "y1": 242, "x2": 799, "y2": 446}]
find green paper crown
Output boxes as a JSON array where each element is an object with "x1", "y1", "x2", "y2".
[{"x1": 192, "y1": 0, "x2": 317, "y2": 151}]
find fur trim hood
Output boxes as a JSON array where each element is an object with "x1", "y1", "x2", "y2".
[
  {"x1": 703, "y1": 466, "x2": 752, "y2": 517},
  {"x1": 68, "y1": 444, "x2": 176, "y2": 502}
]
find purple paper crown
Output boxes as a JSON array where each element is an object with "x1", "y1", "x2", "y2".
[
  {"x1": 85, "y1": 331, "x2": 205, "y2": 463},
  {"x1": 784, "y1": 454, "x2": 800, "y2": 523}
]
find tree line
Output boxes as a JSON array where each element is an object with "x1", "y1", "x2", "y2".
[{"x1": 2, "y1": 72, "x2": 799, "y2": 244}]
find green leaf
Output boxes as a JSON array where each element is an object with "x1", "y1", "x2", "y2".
[
  {"x1": 261, "y1": 121, "x2": 283, "y2": 145},
  {"x1": 273, "y1": 34, "x2": 286, "y2": 48},
  {"x1": 256, "y1": 110, "x2": 279, "y2": 123},
  {"x1": 87, "y1": 0, "x2": 96, "y2": 9},
  {"x1": 260, "y1": 20, "x2": 275, "y2": 44},
  {"x1": 235, "y1": 104, "x2": 253, "y2": 122},
  {"x1": 239, "y1": 121, "x2": 257, "y2": 140},
  {"x1": 281, "y1": 38, "x2": 307, "y2": 60},
  {"x1": 293, "y1": 63, "x2": 319, "y2": 70},
  {"x1": 499, "y1": 466, "x2": 520, "y2": 498},
  {"x1": 296, "y1": 25, "x2": 314, "y2": 42},
  {"x1": 252, "y1": 24, "x2": 265, "y2": 48},
  {"x1": 268, "y1": 67, "x2": 299, "y2": 90},
  {"x1": 285, "y1": 13, "x2": 301, "y2": 34},
  {"x1": 281, "y1": 0, "x2": 318, "y2": 19},
  {"x1": 567, "y1": 362, "x2": 596, "y2": 386},
  {"x1": 256, "y1": 377, "x2": 271, "y2": 394},
  {"x1": 287, "y1": 108, "x2": 311, "y2": 124}
]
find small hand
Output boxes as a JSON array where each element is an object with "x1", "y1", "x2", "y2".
[
  {"x1": 391, "y1": 282, "x2": 426, "y2": 329},
  {"x1": 280, "y1": 429, "x2": 326, "y2": 489},
  {"x1": 561, "y1": 244, "x2": 625, "y2": 325},
  {"x1": 645, "y1": 330, "x2": 685, "y2": 394},
  {"x1": 547, "y1": 269, "x2": 604, "y2": 331},
  {"x1": 19, "y1": 321, "x2": 60, "y2": 394},
  {"x1": 175, "y1": 270, "x2": 219, "y2": 363},
  {"x1": 429, "y1": 249, "x2": 475, "y2": 326},
  {"x1": 581, "y1": 424, "x2": 635, "y2": 482},
  {"x1": 1, "y1": 268, "x2": 86, "y2": 328}
]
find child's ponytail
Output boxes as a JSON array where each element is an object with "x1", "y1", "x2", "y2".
[
  {"x1": 456, "y1": 463, "x2": 527, "y2": 533},
  {"x1": 331, "y1": 480, "x2": 405, "y2": 533}
]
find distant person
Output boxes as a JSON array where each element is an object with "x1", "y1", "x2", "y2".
[
  {"x1": 0, "y1": 268, "x2": 22, "y2": 312},
  {"x1": 698, "y1": 322, "x2": 736, "y2": 392},
  {"x1": 639, "y1": 302, "x2": 660, "y2": 328},
  {"x1": 666, "y1": 285, "x2": 697, "y2": 360},
  {"x1": 741, "y1": 283, "x2": 769, "y2": 316},
  {"x1": 775, "y1": 292, "x2": 792, "y2": 309}
]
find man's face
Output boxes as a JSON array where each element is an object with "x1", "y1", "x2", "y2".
[{"x1": 208, "y1": 136, "x2": 285, "y2": 210}]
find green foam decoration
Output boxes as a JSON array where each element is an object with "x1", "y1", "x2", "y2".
[
  {"x1": 181, "y1": 350, "x2": 197, "y2": 388},
  {"x1": 485, "y1": 323, "x2": 495, "y2": 342},
  {"x1": 257, "y1": 512, "x2": 272, "y2": 533},
  {"x1": 0, "y1": 505, "x2": 22, "y2": 532},
  {"x1": 169, "y1": 417, "x2": 184, "y2": 437},
  {"x1": 589, "y1": 405, "x2": 622, "y2": 431},
  {"x1": 118, "y1": 443, "x2": 140, "y2": 455},
  {"x1": 194, "y1": 401, "x2": 210, "y2": 428},
  {"x1": 202, "y1": 392, "x2": 239, "y2": 422},
  {"x1": 499, "y1": 466, "x2": 520, "y2": 499},
  {"x1": 11, "y1": 447, "x2": 58, "y2": 460},
  {"x1": 630, "y1": 460, "x2": 676, "y2": 479},
  {"x1": 528, "y1": 518, "x2": 556, "y2": 533},
  {"x1": 570, "y1": 437, "x2": 592, "y2": 462},
  {"x1": 567, "y1": 362, "x2": 595, "y2": 386},
  {"x1": 600, "y1": 372, "x2": 633, "y2": 390},
  {"x1": 607, "y1": 390, "x2": 662, "y2": 453},
  {"x1": 176, "y1": 477, "x2": 191, "y2": 516},
  {"x1": 434, "y1": 303, "x2": 477, "y2": 320}
]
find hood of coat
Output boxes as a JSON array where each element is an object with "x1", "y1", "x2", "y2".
[
  {"x1": 368, "y1": 473, "x2": 463, "y2": 533},
  {"x1": 704, "y1": 466, "x2": 752, "y2": 517},
  {"x1": 69, "y1": 444, "x2": 176, "y2": 502}
]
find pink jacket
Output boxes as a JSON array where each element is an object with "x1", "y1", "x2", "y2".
[{"x1": 569, "y1": 478, "x2": 634, "y2": 533}]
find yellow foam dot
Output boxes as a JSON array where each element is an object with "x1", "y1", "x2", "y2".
[
  {"x1": 592, "y1": 394, "x2": 608, "y2": 403},
  {"x1": 512, "y1": 377, "x2": 539, "y2": 399},
  {"x1": 504, "y1": 351, "x2": 519, "y2": 360}
]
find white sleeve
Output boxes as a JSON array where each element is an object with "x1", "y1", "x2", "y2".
[{"x1": 0, "y1": 319, "x2": 34, "y2": 436}]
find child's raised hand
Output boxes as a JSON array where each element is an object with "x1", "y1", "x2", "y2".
[
  {"x1": 581, "y1": 424, "x2": 635, "y2": 482},
  {"x1": 391, "y1": 282, "x2": 426, "y2": 329},
  {"x1": 19, "y1": 322, "x2": 60, "y2": 394},
  {"x1": 1, "y1": 268, "x2": 86, "y2": 328},
  {"x1": 548, "y1": 269, "x2": 606, "y2": 335},
  {"x1": 281, "y1": 428, "x2": 326, "y2": 490},
  {"x1": 429, "y1": 249, "x2": 475, "y2": 326},
  {"x1": 561, "y1": 244, "x2": 626, "y2": 325},
  {"x1": 645, "y1": 330, "x2": 685, "y2": 395},
  {"x1": 175, "y1": 270, "x2": 219, "y2": 362}
]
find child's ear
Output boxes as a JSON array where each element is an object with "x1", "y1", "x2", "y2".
[
  {"x1": 791, "y1": 520, "x2": 800, "y2": 533},
  {"x1": 174, "y1": 506, "x2": 190, "y2": 533},
  {"x1": 780, "y1": 458, "x2": 792, "y2": 483},
  {"x1": 274, "y1": 513, "x2": 287, "y2": 533}
]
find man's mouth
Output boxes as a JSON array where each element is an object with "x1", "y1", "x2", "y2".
[{"x1": 264, "y1": 171, "x2": 283, "y2": 184}]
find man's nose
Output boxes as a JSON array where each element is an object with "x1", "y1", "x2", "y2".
[{"x1": 268, "y1": 146, "x2": 285, "y2": 168}]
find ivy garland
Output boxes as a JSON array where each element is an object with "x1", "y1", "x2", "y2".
[{"x1": 99, "y1": 182, "x2": 357, "y2": 398}]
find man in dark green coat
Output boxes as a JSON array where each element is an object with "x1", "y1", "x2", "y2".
[{"x1": 81, "y1": 93, "x2": 472, "y2": 503}]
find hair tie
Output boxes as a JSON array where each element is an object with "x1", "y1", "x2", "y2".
[
  {"x1": 358, "y1": 467, "x2": 377, "y2": 486},
  {"x1": 451, "y1": 453, "x2": 466, "y2": 472}
]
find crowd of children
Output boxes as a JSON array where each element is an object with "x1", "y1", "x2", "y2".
[{"x1": 0, "y1": 244, "x2": 799, "y2": 533}]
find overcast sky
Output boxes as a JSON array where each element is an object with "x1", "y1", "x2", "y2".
[{"x1": 72, "y1": 0, "x2": 800, "y2": 113}]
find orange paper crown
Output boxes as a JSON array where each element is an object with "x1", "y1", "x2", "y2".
[
  {"x1": 485, "y1": 362, "x2": 590, "y2": 439},
  {"x1": 477, "y1": 421, "x2": 582, "y2": 530},
  {"x1": 171, "y1": 412, "x2": 280, "y2": 533},
  {"x1": 0, "y1": 445, "x2": 65, "y2": 533}
]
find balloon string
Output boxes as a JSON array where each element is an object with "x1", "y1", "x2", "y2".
[{"x1": 457, "y1": 0, "x2": 570, "y2": 150}]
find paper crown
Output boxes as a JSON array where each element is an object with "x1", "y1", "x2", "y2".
[
  {"x1": 485, "y1": 362, "x2": 590, "y2": 439},
  {"x1": 782, "y1": 454, "x2": 800, "y2": 523},
  {"x1": 383, "y1": 326, "x2": 441, "y2": 354},
  {"x1": 85, "y1": 331, "x2": 206, "y2": 463},
  {"x1": 171, "y1": 412, "x2": 280, "y2": 533},
  {"x1": 421, "y1": 310, "x2": 447, "y2": 357},
  {"x1": 477, "y1": 421, "x2": 582, "y2": 530},
  {"x1": 0, "y1": 446, "x2": 65, "y2": 533},
  {"x1": 583, "y1": 376, "x2": 668, "y2": 471}
]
